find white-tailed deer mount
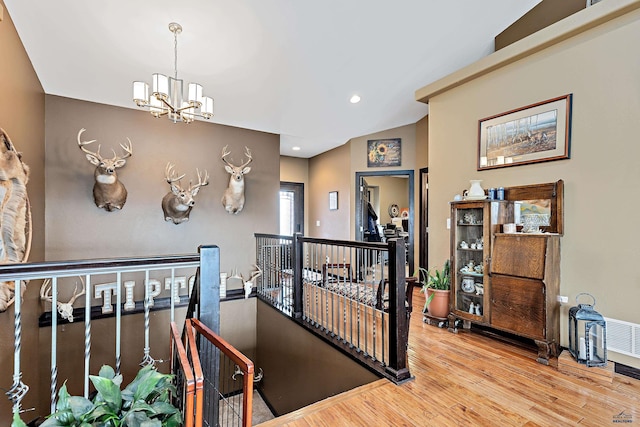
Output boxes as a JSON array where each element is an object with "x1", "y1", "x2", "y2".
[
  {"x1": 77, "y1": 128, "x2": 133, "y2": 212},
  {"x1": 221, "y1": 145, "x2": 252, "y2": 214},
  {"x1": 162, "y1": 163, "x2": 209, "y2": 224},
  {"x1": 40, "y1": 278, "x2": 86, "y2": 323},
  {"x1": 0, "y1": 128, "x2": 32, "y2": 313}
]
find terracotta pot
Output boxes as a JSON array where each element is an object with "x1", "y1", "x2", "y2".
[{"x1": 425, "y1": 288, "x2": 450, "y2": 319}]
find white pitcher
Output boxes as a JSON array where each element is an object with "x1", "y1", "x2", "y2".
[{"x1": 464, "y1": 180, "x2": 485, "y2": 199}]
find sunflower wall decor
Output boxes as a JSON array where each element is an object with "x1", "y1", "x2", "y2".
[{"x1": 367, "y1": 138, "x2": 401, "y2": 167}]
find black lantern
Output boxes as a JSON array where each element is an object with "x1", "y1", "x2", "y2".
[{"x1": 568, "y1": 293, "x2": 607, "y2": 367}]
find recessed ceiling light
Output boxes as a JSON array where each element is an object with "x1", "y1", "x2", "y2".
[
  {"x1": 350, "y1": 95, "x2": 361, "y2": 104},
  {"x1": 292, "y1": 146, "x2": 301, "y2": 151}
]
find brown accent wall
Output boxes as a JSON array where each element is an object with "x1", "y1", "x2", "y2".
[
  {"x1": 0, "y1": 1, "x2": 45, "y2": 422},
  {"x1": 495, "y1": 0, "x2": 586, "y2": 50},
  {"x1": 255, "y1": 301, "x2": 379, "y2": 416},
  {"x1": 45, "y1": 95, "x2": 279, "y2": 264}
]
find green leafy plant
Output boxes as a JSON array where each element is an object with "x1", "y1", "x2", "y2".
[
  {"x1": 416, "y1": 259, "x2": 451, "y2": 311},
  {"x1": 40, "y1": 364, "x2": 181, "y2": 427}
]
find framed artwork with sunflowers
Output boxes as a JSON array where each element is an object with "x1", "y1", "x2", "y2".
[{"x1": 367, "y1": 138, "x2": 401, "y2": 167}]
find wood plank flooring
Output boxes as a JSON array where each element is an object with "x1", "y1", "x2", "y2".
[{"x1": 258, "y1": 287, "x2": 640, "y2": 426}]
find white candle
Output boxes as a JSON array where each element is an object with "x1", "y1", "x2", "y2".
[{"x1": 579, "y1": 337, "x2": 586, "y2": 360}]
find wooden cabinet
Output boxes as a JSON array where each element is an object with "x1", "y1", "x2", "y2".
[
  {"x1": 448, "y1": 181, "x2": 563, "y2": 364},
  {"x1": 490, "y1": 233, "x2": 560, "y2": 364}
]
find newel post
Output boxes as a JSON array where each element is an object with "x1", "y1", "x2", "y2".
[
  {"x1": 386, "y1": 238, "x2": 411, "y2": 383},
  {"x1": 198, "y1": 245, "x2": 220, "y2": 334},
  {"x1": 292, "y1": 233, "x2": 304, "y2": 318}
]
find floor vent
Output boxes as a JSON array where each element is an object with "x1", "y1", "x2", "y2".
[{"x1": 605, "y1": 317, "x2": 640, "y2": 359}]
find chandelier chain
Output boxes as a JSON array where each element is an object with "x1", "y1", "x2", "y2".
[{"x1": 173, "y1": 30, "x2": 178, "y2": 80}]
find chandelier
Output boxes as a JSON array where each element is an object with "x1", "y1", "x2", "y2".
[{"x1": 133, "y1": 22, "x2": 214, "y2": 123}]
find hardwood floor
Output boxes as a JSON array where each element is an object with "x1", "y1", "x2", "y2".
[{"x1": 258, "y1": 287, "x2": 640, "y2": 426}]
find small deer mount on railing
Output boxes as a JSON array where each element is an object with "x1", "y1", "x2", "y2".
[
  {"x1": 232, "y1": 365, "x2": 263, "y2": 383},
  {"x1": 77, "y1": 128, "x2": 133, "y2": 212},
  {"x1": 221, "y1": 145, "x2": 252, "y2": 214},
  {"x1": 230, "y1": 265, "x2": 262, "y2": 299},
  {"x1": 161, "y1": 163, "x2": 210, "y2": 224},
  {"x1": 40, "y1": 278, "x2": 86, "y2": 323}
]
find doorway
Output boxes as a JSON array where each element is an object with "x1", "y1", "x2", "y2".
[
  {"x1": 419, "y1": 168, "x2": 428, "y2": 270},
  {"x1": 280, "y1": 182, "x2": 304, "y2": 235},
  {"x1": 355, "y1": 170, "x2": 414, "y2": 275}
]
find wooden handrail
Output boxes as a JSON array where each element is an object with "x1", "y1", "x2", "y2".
[
  {"x1": 184, "y1": 319, "x2": 204, "y2": 427},
  {"x1": 190, "y1": 318, "x2": 254, "y2": 427},
  {"x1": 170, "y1": 322, "x2": 195, "y2": 427}
]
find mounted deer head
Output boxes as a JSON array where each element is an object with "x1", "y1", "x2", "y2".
[
  {"x1": 221, "y1": 145, "x2": 252, "y2": 214},
  {"x1": 77, "y1": 128, "x2": 133, "y2": 212},
  {"x1": 40, "y1": 278, "x2": 86, "y2": 322},
  {"x1": 161, "y1": 163, "x2": 209, "y2": 224}
]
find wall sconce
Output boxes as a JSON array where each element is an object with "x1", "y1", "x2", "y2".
[{"x1": 568, "y1": 293, "x2": 607, "y2": 367}]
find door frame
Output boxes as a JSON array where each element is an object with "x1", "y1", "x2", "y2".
[
  {"x1": 419, "y1": 167, "x2": 428, "y2": 271},
  {"x1": 280, "y1": 181, "x2": 304, "y2": 235},
  {"x1": 355, "y1": 170, "x2": 414, "y2": 274}
]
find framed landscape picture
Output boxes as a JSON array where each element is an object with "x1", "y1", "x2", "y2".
[
  {"x1": 478, "y1": 94, "x2": 572, "y2": 170},
  {"x1": 367, "y1": 138, "x2": 401, "y2": 167}
]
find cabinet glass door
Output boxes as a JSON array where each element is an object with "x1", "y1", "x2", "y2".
[{"x1": 453, "y1": 205, "x2": 486, "y2": 317}]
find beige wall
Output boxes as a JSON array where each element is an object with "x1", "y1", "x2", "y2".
[
  {"x1": 365, "y1": 175, "x2": 409, "y2": 226},
  {"x1": 349, "y1": 124, "x2": 419, "y2": 264},
  {"x1": 0, "y1": 1, "x2": 45, "y2": 421},
  {"x1": 425, "y1": 6, "x2": 640, "y2": 368},
  {"x1": 308, "y1": 143, "x2": 351, "y2": 239},
  {"x1": 280, "y1": 155, "x2": 310, "y2": 234}
]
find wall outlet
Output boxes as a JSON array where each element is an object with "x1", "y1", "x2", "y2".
[
  {"x1": 446, "y1": 218, "x2": 451, "y2": 229},
  {"x1": 557, "y1": 295, "x2": 569, "y2": 303},
  {"x1": 316, "y1": 220, "x2": 320, "y2": 227}
]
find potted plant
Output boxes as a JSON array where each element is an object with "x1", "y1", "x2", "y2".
[
  {"x1": 416, "y1": 259, "x2": 451, "y2": 319},
  {"x1": 37, "y1": 364, "x2": 181, "y2": 427}
]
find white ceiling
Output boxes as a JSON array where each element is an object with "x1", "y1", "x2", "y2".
[{"x1": 5, "y1": 0, "x2": 540, "y2": 158}]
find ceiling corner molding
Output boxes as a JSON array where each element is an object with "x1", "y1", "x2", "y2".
[{"x1": 415, "y1": 0, "x2": 640, "y2": 104}]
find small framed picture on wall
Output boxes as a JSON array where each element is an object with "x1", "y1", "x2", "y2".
[{"x1": 329, "y1": 191, "x2": 338, "y2": 210}]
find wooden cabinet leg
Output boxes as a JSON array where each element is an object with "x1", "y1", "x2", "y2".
[{"x1": 534, "y1": 340, "x2": 556, "y2": 365}]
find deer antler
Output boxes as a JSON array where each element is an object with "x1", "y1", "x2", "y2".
[
  {"x1": 165, "y1": 163, "x2": 186, "y2": 184},
  {"x1": 240, "y1": 146, "x2": 253, "y2": 169},
  {"x1": 189, "y1": 168, "x2": 210, "y2": 192},
  {"x1": 249, "y1": 264, "x2": 262, "y2": 283},
  {"x1": 114, "y1": 138, "x2": 133, "y2": 161},
  {"x1": 221, "y1": 145, "x2": 233, "y2": 167},
  {"x1": 40, "y1": 279, "x2": 53, "y2": 303},
  {"x1": 77, "y1": 128, "x2": 103, "y2": 160}
]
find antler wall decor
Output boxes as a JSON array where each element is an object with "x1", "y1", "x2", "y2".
[
  {"x1": 221, "y1": 145, "x2": 252, "y2": 214},
  {"x1": 161, "y1": 163, "x2": 209, "y2": 224},
  {"x1": 77, "y1": 128, "x2": 133, "y2": 211},
  {"x1": 40, "y1": 278, "x2": 86, "y2": 323}
]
